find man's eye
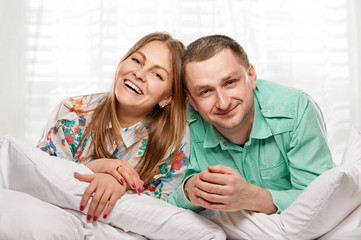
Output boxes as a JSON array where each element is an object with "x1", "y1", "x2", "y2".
[
  {"x1": 226, "y1": 80, "x2": 234, "y2": 86},
  {"x1": 200, "y1": 90, "x2": 209, "y2": 95}
]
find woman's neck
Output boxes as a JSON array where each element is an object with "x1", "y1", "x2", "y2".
[{"x1": 117, "y1": 108, "x2": 149, "y2": 128}]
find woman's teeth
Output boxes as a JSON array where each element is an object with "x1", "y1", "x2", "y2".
[{"x1": 125, "y1": 80, "x2": 142, "y2": 94}]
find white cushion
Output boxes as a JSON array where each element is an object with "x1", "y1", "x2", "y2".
[
  {"x1": 280, "y1": 125, "x2": 361, "y2": 239},
  {"x1": 280, "y1": 165, "x2": 361, "y2": 239}
]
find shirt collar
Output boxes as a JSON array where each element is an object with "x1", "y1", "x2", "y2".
[
  {"x1": 109, "y1": 120, "x2": 147, "y2": 148},
  {"x1": 249, "y1": 96, "x2": 273, "y2": 139}
]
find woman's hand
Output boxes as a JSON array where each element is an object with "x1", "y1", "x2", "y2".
[
  {"x1": 74, "y1": 172, "x2": 127, "y2": 221},
  {"x1": 85, "y1": 158, "x2": 144, "y2": 193}
]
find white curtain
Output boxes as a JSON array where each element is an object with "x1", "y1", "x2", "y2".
[{"x1": 0, "y1": 0, "x2": 360, "y2": 164}]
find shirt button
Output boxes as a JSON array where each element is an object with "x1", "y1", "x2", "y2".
[
  {"x1": 251, "y1": 180, "x2": 256, "y2": 184},
  {"x1": 223, "y1": 142, "x2": 228, "y2": 146},
  {"x1": 191, "y1": 115, "x2": 196, "y2": 119},
  {"x1": 262, "y1": 109, "x2": 267, "y2": 113}
]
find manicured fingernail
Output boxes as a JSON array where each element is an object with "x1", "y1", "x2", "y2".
[
  {"x1": 103, "y1": 214, "x2": 107, "y2": 219},
  {"x1": 87, "y1": 215, "x2": 91, "y2": 221},
  {"x1": 138, "y1": 187, "x2": 144, "y2": 193},
  {"x1": 131, "y1": 183, "x2": 136, "y2": 189},
  {"x1": 93, "y1": 216, "x2": 98, "y2": 222},
  {"x1": 119, "y1": 178, "x2": 124, "y2": 184},
  {"x1": 80, "y1": 205, "x2": 84, "y2": 211}
]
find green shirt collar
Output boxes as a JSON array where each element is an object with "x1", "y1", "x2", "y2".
[{"x1": 249, "y1": 96, "x2": 273, "y2": 139}]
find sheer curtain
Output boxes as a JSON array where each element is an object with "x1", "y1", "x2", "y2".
[{"x1": 0, "y1": 0, "x2": 360, "y2": 164}]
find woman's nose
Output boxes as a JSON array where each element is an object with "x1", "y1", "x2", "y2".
[{"x1": 133, "y1": 68, "x2": 146, "y2": 82}]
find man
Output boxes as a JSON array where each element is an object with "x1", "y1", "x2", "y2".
[{"x1": 167, "y1": 34, "x2": 333, "y2": 216}]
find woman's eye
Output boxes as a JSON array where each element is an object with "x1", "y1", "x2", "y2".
[
  {"x1": 155, "y1": 72, "x2": 163, "y2": 80},
  {"x1": 132, "y1": 58, "x2": 140, "y2": 64}
]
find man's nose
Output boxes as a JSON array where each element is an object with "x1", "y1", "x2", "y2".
[{"x1": 215, "y1": 90, "x2": 230, "y2": 110}]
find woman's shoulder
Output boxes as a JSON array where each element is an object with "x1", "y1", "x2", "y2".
[{"x1": 61, "y1": 92, "x2": 109, "y2": 113}]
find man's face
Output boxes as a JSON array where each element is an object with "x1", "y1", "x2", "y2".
[{"x1": 185, "y1": 49, "x2": 257, "y2": 134}]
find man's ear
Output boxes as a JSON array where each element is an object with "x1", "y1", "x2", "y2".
[
  {"x1": 159, "y1": 94, "x2": 173, "y2": 109},
  {"x1": 185, "y1": 89, "x2": 198, "y2": 111},
  {"x1": 248, "y1": 64, "x2": 257, "y2": 89}
]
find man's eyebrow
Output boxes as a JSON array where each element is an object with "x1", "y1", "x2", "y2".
[
  {"x1": 221, "y1": 71, "x2": 240, "y2": 81},
  {"x1": 136, "y1": 51, "x2": 169, "y2": 76},
  {"x1": 193, "y1": 83, "x2": 212, "y2": 92}
]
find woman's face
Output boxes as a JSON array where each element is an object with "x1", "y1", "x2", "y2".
[{"x1": 115, "y1": 40, "x2": 173, "y2": 122}]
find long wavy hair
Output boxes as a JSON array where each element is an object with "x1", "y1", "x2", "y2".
[{"x1": 84, "y1": 32, "x2": 186, "y2": 183}]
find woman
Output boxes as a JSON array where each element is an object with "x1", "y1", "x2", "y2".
[{"x1": 37, "y1": 32, "x2": 189, "y2": 222}]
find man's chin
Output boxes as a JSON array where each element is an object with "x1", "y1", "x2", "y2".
[{"x1": 214, "y1": 122, "x2": 241, "y2": 132}]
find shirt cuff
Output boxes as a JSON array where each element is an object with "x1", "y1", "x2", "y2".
[
  {"x1": 176, "y1": 175, "x2": 204, "y2": 212},
  {"x1": 268, "y1": 189, "x2": 303, "y2": 213}
]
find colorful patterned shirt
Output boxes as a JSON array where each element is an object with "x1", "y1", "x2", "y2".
[{"x1": 37, "y1": 93, "x2": 190, "y2": 200}]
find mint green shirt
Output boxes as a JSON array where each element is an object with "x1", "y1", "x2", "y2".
[{"x1": 167, "y1": 80, "x2": 334, "y2": 213}]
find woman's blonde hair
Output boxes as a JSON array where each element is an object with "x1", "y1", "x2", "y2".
[{"x1": 86, "y1": 32, "x2": 186, "y2": 183}]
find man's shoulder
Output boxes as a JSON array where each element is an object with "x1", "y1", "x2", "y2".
[
  {"x1": 255, "y1": 80, "x2": 309, "y2": 117},
  {"x1": 256, "y1": 79, "x2": 303, "y2": 97}
]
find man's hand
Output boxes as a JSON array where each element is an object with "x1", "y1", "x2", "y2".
[{"x1": 184, "y1": 165, "x2": 277, "y2": 214}]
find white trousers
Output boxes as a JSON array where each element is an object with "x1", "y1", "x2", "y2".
[{"x1": 0, "y1": 135, "x2": 225, "y2": 240}]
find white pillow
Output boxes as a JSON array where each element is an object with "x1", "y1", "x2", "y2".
[
  {"x1": 280, "y1": 125, "x2": 361, "y2": 239},
  {"x1": 280, "y1": 165, "x2": 361, "y2": 239},
  {"x1": 0, "y1": 135, "x2": 226, "y2": 240}
]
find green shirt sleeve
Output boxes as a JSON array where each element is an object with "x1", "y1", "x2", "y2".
[
  {"x1": 166, "y1": 175, "x2": 204, "y2": 212},
  {"x1": 268, "y1": 93, "x2": 334, "y2": 212}
]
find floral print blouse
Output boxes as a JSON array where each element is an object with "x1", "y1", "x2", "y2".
[{"x1": 37, "y1": 93, "x2": 190, "y2": 200}]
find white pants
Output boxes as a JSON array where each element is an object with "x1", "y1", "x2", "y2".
[
  {"x1": 0, "y1": 135, "x2": 225, "y2": 240},
  {"x1": 0, "y1": 189, "x2": 143, "y2": 240}
]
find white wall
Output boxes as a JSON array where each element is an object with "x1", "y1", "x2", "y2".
[{"x1": 0, "y1": 0, "x2": 27, "y2": 141}]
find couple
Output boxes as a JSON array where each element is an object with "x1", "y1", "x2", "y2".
[{"x1": 0, "y1": 32, "x2": 333, "y2": 239}]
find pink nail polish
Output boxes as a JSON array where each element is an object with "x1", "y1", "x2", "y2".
[
  {"x1": 120, "y1": 178, "x2": 124, "y2": 184},
  {"x1": 80, "y1": 205, "x2": 84, "y2": 211},
  {"x1": 103, "y1": 214, "x2": 107, "y2": 219},
  {"x1": 87, "y1": 215, "x2": 91, "y2": 221},
  {"x1": 131, "y1": 183, "x2": 136, "y2": 189},
  {"x1": 93, "y1": 216, "x2": 98, "y2": 222}
]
